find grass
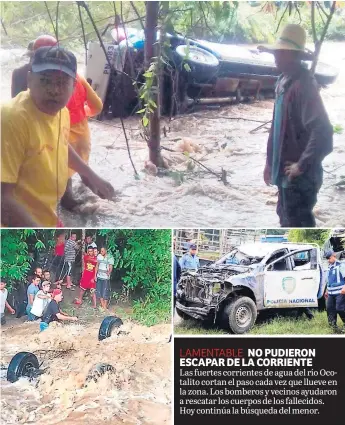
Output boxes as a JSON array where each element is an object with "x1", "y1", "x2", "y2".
[
  {"x1": 333, "y1": 124, "x2": 344, "y2": 134},
  {"x1": 174, "y1": 311, "x2": 341, "y2": 335},
  {"x1": 61, "y1": 294, "x2": 170, "y2": 327},
  {"x1": 132, "y1": 297, "x2": 171, "y2": 326}
]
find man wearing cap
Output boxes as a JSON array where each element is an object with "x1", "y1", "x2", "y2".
[
  {"x1": 179, "y1": 244, "x2": 200, "y2": 271},
  {"x1": 40, "y1": 289, "x2": 78, "y2": 332},
  {"x1": 1, "y1": 45, "x2": 115, "y2": 227},
  {"x1": 260, "y1": 24, "x2": 333, "y2": 227},
  {"x1": 324, "y1": 250, "x2": 345, "y2": 332}
]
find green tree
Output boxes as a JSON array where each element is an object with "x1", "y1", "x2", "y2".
[
  {"x1": 287, "y1": 229, "x2": 330, "y2": 247},
  {"x1": 0, "y1": 229, "x2": 54, "y2": 291},
  {"x1": 97, "y1": 229, "x2": 171, "y2": 325}
]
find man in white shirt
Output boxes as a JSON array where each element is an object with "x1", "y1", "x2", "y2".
[
  {"x1": 1, "y1": 280, "x2": 15, "y2": 325},
  {"x1": 95, "y1": 247, "x2": 114, "y2": 310}
]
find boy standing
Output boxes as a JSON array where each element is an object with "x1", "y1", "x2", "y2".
[
  {"x1": 95, "y1": 247, "x2": 114, "y2": 310},
  {"x1": 1, "y1": 280, "x2": 15, "y2": 325},
  {"x1": 64, "y1": 232, "x2": 80, "y2": 290},
  {"x1": 26, "y1": 275, "x2": 41, "y2": 321},
  {"x1": 75, "y1": 247, "x2": 97, "y2": 308}
]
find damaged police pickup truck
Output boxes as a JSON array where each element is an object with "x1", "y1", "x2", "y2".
[{"x1": 175, "y1": 243, "x2": 327, "y2": 334}]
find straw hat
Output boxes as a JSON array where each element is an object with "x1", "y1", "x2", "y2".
[{"x1": 258, "y1": 24, "x2": 314, "y2": 61}]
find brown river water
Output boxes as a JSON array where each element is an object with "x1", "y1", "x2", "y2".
[
  {"x1": 1, "y1": 42, "x2": 344, "y2": 227},
  {"x1": 1, "y1": 319, "x2": 171, "y2": 424}
]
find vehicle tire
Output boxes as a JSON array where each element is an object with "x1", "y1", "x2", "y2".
[
  {"x1": 98, "y1": 316, "x2": 123, "y2": 341},
  {"x1": 224, "y1": 297, "x2": 257, "y2": 334},
  {"x1": 175, "y1": 307, "x2": 191, "y2": 321},
  {"x1": 175, "y1": 45, "x2": 219, "y2": 82},
  {"x1": 7, "y1": 352, "x2": 40, "y2": 383},
  {"x1": 85, "y1": 363, "x2": 115, "y2": 384}
]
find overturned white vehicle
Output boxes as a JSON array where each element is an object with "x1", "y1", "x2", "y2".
[{"x1": 176, "y1": 243, "x2": 327, "y2": 334}]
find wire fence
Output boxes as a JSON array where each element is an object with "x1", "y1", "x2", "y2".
[{"x1": 173, "y1": 228, "x2": 276, "y2": 260}]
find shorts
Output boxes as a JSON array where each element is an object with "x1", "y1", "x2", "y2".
[
  {"x1": 66, "y1": 261, "x2": 75, "y2": 277},
  {"x1": 1, "y1": 313, "x2": 5, "y2": 326},
  {"x1": 96, "y1": 278, "x2": 110, "y2": 300}
]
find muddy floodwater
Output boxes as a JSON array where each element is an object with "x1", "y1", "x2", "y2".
[
  {"x1": 1, "y1": 320, "x2": 171, "y2": 425},
  {"x1": 1, "y1": 42, "x2": 344, "y2": 227}
]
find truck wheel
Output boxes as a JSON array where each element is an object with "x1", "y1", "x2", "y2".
[
  {"x1": 224, "y1": 297, "x2": 257, "y2": 334},
  {"x1": 175, "y1": 307, "x2": 191, "y2": 321},
  {"x1": 7, "y1": 352, "x2": 39, "y2": 383},
  {"x1": 98, "y1": 316, "x2": 123, "y2": 341},
  {"x1": 85, "y1": 363, "x2": 115, "y2": 384}
]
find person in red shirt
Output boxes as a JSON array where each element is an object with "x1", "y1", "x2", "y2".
[
  {"x1": 74, "y1": 246, "x2": 97, "y2": 308},
  {"x1": 51, "y1": 231, "x2": 66, "y2": 282},
  {"x1": 60, "y1": 73, "x2": 103, "y2": 210}
]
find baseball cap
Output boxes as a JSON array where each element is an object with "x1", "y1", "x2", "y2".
[
  {"x1": 325, "y1": 250, "x2": 334, "y2": 259},
  {"x1": 190, "y1": 244, "x2": 197, "y2": 250},
  {"x1": 42, "y1": 280, "x2": 51, "y2": 287},
  {"x1": 52, "y1": 289, "x2": 62, "y2": 298},
  {"x1": 31, "y1": 46, "x2": 77, "y2": 79},
  {"x1": 33, "y1": 34, "x2": 57, "y2": 51}
]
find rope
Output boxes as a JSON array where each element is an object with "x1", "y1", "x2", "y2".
[
  {"x1": 77, "y1": 2, "x2": 88, "y2": 65},
  {"x1": 78, "y1": 0, "x2": 139, "y2": 177}
]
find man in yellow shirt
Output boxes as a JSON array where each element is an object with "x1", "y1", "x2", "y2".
[{"x1": 1, "y1": 46, "x2": 115, "y2": 227}]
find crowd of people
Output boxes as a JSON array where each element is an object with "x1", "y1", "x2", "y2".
[{"x1": 0, "y1": 232, "x2": 114, "y2": 331}]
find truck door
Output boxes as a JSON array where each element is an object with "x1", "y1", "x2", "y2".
[{"x1": 263, "y1": 248, "x2": 320, "y2": 308}]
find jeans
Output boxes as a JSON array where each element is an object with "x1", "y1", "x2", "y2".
[
  {"x1": 96, "y1": 278, "x2": 110, "y2": 300},
  {"x1": 326, "y1": 294, "x2": 345, "y2": 327},
  {"x1": 277, "y1": 171, "x2": 322, "y2": 227},
  {"x1": 26, "y1": 305, "x2": 38, "y2": 321}
]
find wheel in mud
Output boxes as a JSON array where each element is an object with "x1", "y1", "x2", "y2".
[
  {"x1": 224, "y1": 297, "x2": 257, "y2": 334},
  {"x1": 85, "y1": 363, "x2": 116, "y2": 384},
  {"x1": 98, "y1": 316, "x2": 123, "y2": 341},
  {"x1": 175, "y1": 307, "x2": 191, "y2": 321},
  {"x1": 7, "y1": 352, "x2": 40, "y2": 383}
]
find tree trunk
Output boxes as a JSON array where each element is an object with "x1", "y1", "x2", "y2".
[
  {"x1": 144, "y1": 1, "x2": 164, "y2": 167},
  {"x1": 310, "y1": 1, "x2": 336, "y2": 75}
]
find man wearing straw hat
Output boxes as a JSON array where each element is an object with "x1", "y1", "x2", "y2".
[{"x1": 260, "y1": 24, "x2": 333, "y2": 227}]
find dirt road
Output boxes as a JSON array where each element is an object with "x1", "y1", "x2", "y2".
[
  {"x1": 1, "y1": 319, "x2": 171, "y2": 425},
  {"x1": 1, "y1": 42, "x2": 344, "y2": 227}
]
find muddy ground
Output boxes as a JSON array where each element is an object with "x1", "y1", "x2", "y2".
[
  {"x1": 1, "y1": 42, "x2": 344, "y2": 227},
  {"x1": 1, "y1": 311, "x2": 171, "y2": 425}
]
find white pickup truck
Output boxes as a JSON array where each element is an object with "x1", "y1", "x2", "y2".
[{"x1": 175, "y1": 242, "x2": 327, "y2": 334}]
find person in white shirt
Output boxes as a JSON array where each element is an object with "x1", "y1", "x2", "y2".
[
  {"x1": 1, "y1": 280, "x2": 15, "y2": 325},
  {"x1": 95, "y1": 247, "x2": 114, "y2": 310},
  {"x1": 31, "y1": 281, "x2": 52, "y2": 318}
]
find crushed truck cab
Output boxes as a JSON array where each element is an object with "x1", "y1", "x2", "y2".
[{"x1": 176, "y1": 243, "x2": 327, "y2": 334}]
